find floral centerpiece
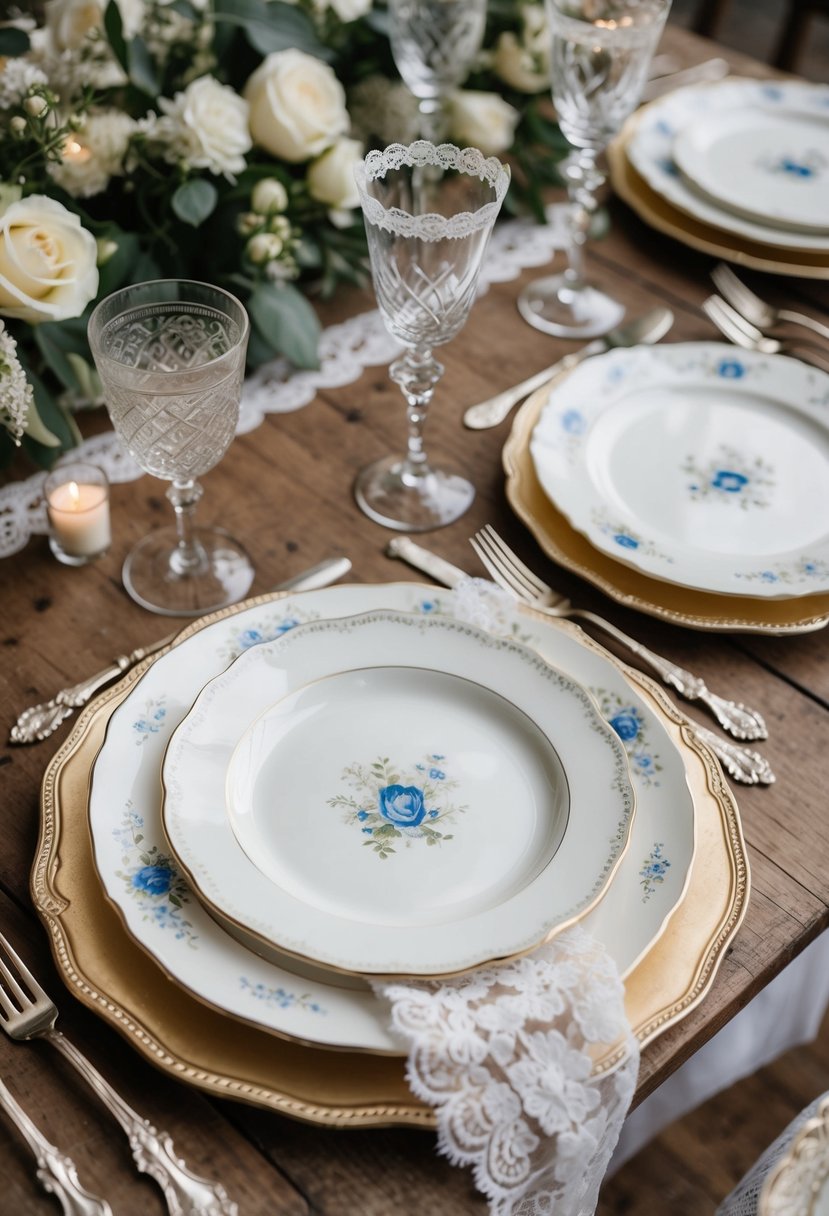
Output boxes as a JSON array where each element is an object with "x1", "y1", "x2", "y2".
[{"x1": 0, "y1": 0, "x2": 567, "y2": 470}]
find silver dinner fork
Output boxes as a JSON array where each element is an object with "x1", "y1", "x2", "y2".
[
  {"x1": 0, "y1": 928, "x2": 237, "y2": 1216},
  {"x1": 711, "y1": 263, "x2": 829, "y2": 343},
  {"x1": 469, "y1": 525, "x2": 768, "y2": 743},
  {"x1": 703, "y1": 295, "x2": 829, "y2": 373}
]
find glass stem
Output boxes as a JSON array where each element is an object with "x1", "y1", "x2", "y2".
[
  {"x1": 562, "y1": 147, "x2": 605, "y2": 293},
  {"x1": 166, "y1": 479, "x2": 208, "y2": 576},
  {"x1": 417, "y1": 96, "x2": 445, "y2": 143},
  {"x1": 389, "y1": 347, "x2": 444, "y2": 484}
]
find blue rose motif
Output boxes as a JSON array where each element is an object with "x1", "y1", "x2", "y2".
[
  {"x1": 717, "y1": 359, "x2": 745, "y2": 379},
  {"x1": 420, "y1": 600, "x2": 436, "y2": 613},
  {"x1": 609, "y1": 711, "x2": 640, "y2": 742},
  {"x1": 760, "y1": 571, "x2": 778, "y2": 583},
  {"x1": 614, "y1": 533, "x2": 639, "y2": 550},
  {"x1": 378, "y1": 784, "x2": 426, "y2": 828},
  {"x1": 561, "y1": 409, "x2": 586, "y2": 434},
  {"x1": 132, "y1": 865, "x2": 173, "y2": 896},
  {"x1": 712, "y1": 470, "x2": 748, "y2": 493},
  {"x1": 273, "y1": 617, "x2": 300, "y2": 636},
  {"x1": 238, "y1": 628, "x2": 264, "y2": 650}
]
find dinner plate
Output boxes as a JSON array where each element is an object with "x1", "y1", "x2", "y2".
[
  {"x1": 162, "y1": 610, "x2": 634, "y2": 978},
  {"x1": 607, "y1": 118, "x2": 829, "y2": 280},
  {"x1": 626, "y1": 80, "x2": 829, "y2": 252},
  {"x1": 504, "y1": 381, "x2": 829, "y2": 633},
  {"x1": 529, "y1": 343, "x2": 829, "y2": 599},
  {"x1": 89, "y1": 583, "x2": 693, "y2": 1052},
  {"x1": 34, "y1": 585, "x2": 747, "y2": 1128},
  {"x1": 673, "y1": 104, "x2": 829, "y2": 234}
]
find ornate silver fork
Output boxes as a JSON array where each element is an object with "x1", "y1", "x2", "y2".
[
  {"x1": 711, "y1": 263, "x2": 829, "y2": 343},
  {"x1": 703, "y1": 295, "x2": 829, "y2": 373},
  {"x1": 0, "y1": 927, "x2": 237, "y2": 1216}
]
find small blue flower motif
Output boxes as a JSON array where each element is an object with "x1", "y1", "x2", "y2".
[
  {"x1": 428, "y1": 809, "x2": 439, "y2": 818},
  {"x1": 711, "y1": 469, "x2": 749, "y2": 493},
  {"x1": 362, "y1": 827, "x2": 373, "y2": 834},
  {"x1": 760, "y1": 84, "x2": 783, "y2": 102},
  {"x1": 357, "y1": 809, "x2": 369, "y2": 821},
  {"x1": 238, "y1": 628, "x2": 264, "y2": 650},
  {"x1": 657, "y1": 157, "x2": 680, "y2": 177},
  {"x1": 761, "y1": 570, "x2": 779, "y2": 583},
  {"x1": 429, "y1": 768, "x2": 446, "y2": 780},
  {"x1": 614, "y1": 533, "x2": 640, "y2": 550},
  {"x1": 717, "y1": 359, "x2": 745, "y2": 379},
  {"x1": 805, "y1": 562, "x2": 817, "y2": 574},
  {"x1": 273, "y1": 617, "x2": 300, "y2": 636},
  {"x1": 782, "y1": 159, "x2": 814, "y2": 177},
  {"x1": 131, "y1": 865, "x2": 173, "y2": 896},
  {"x1": 655, "y1": 120, "x2": 674, "y2": 136},
  {"x1": 561, "y1": 409, "x2": 586, "y2": 435},
  {"x1": 609, "y1": 710, "x2": 640, "y2": 742},
  {"x1": 378, "y1": 783, "x2": 426, "y2": 828},
  {"x1": 431, "y1": 754, "x2": 445, "y2": 761},
  {"x1": 419, "y1": 600, "x2": 436, "y2": 613},
  {"x1": 637, "y1": 755, "x2": 654, "y2": 771},
  {"x1": 415, "y1": 763, "x2": 426, "y2": 771}
]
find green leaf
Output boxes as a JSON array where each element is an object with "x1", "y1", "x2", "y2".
[
  {"x1": 0, "y1": 27, "x2": 30, "y2": 56},
  {"x1": 96, "y1": 229, "x2": 141, "y2": 297},
  {"x1": 172, "y1": 179, "x2": 219, "y2": 227},
  {"x1": 127, "y1": 35, "x2": 160, "y2": 95},
  {"x1": 212, "y1": 0, "x2": 330, "y2": 59},
  {"x1": 34, "y1": 322, "x2": 90, "y2": 394},
  {"x1": 103, "y1": 0, "x2": 128, "y2": 70},
  {"x1": 248, "y1": 282, "x2": 321, "y2": 370}
]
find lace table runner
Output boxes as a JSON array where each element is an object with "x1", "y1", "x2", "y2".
[{"x1": 0, "y1": 207, "x2": 569, "y2": 560}]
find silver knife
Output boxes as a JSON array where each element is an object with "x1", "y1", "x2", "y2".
[
  {"x1": 386, "y1": 537, "x2": 774, "y2": 786},
  {"x1": 9, "y1": 556, "x2": 352, "y2": 745}
]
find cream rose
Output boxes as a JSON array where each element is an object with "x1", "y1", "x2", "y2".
[
  {"x1": 307, "y1": 137, "x2": 362, "y2": 210},
  {"x1": 44, "y1": 0, "x2": 144, "y2": 50},
  {"x1": 448, "y1": 91, "x2": 520, "y2": 156},
  {"x1": 244, "y1": 49, "x2": 349, "y2": 163},
  {"x1": 327, "y1": 0, "x2": 372, "y2": 21},
  {"x1": 0, "y1": 196, "x2": 99, "y2": 324},
  {"x1": 156, "y1": 76, "x2": 251, "y2": 177},
  {"x1": 493, "y1": 6, "x2": 551, "y2": 93}
]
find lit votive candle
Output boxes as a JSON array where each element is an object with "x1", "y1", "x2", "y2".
[{"x1": 44, "y1": 462, "x2": 111, "y2": 566}]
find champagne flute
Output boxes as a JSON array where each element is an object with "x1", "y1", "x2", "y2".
[
  {"x1": 519, "y1": 0, "x2": 670, "y2": 338},
  {"x1": 353, "y1": 141, "x2": 510, "y2": 531},
  {"x1": 88, "y1": 279, "x2": 253, "y2": 617}
]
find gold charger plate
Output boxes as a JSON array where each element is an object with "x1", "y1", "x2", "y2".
[
  {"x1": 32, "y1": 593, "x2": 748, "y2": 1128},
  {"x1": 607, "y1": 112, "x2": 829, "y2": 280},
  {"x1": 504, "y1": 383, "x2": 829, "y2": 634}
]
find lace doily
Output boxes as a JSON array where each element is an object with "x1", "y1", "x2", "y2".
[{"x1": 1, "y1": 207, "x2": 569, "y2": 560}]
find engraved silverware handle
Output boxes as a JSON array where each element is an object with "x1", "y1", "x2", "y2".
[
  {"x1": 387, "y1": 537, "x2": 468, "y2": 588},
  {"x1": 692, "y1": 725, "x2": 775, "y2": 786},
  {"x1": 569, "y1": 609, "x2": 768, "y2": 742},
  {"x1": 47, "y1": 1029, "x2": 237, "y2": 1216},
  {"x1": 462, "y1": 346, "x2": 598, "y2": 429},
  {"x1": 0, "y1": 1076, "x2": 112, "y2": 1216}
]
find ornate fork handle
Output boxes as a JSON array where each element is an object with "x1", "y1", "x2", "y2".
[
  {"x1": 692, "y1": 725, "x2": 775, "y2": 786},
  {"x1": 0, "y1": 1077, "x2": 112, "y2": 1215},
  {"x1": 568, "y1": 608, "x2": 768, "y2": 741},
  {"x1": 46, "y1": 1029, "x2": 237, "y2": 1216}
]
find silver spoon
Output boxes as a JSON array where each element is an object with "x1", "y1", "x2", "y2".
[{"x1": 463, "y1": 306, "x2": 674, "y2": 430}]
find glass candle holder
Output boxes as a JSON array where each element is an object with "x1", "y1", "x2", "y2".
[{"x1": 44, "y1": 462, "x2": 111, "y2": 567}]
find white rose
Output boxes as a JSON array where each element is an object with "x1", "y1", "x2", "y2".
[
  {"x1": 251, "y1": 177, "x2": 288, "y2": 214},
  {"x1": 244, "y1": 49, "x2": 349, "y2": 163},
  {"x1": 0, "y1": 196, "x2": 99, "y2": 324},
  {"x1": 494, "y1": 32, "x2": 550, "y2": 93},
  {"x1": 448, "y1": 91, "x2": 520, "y2": 156},
  {"x1": 327, "y1": 0, "x2": 372, "y2": 21},
  {"x1": 44, "y1": 0, "x2": 143, "y2": 50},
  {"x1": 307, "y1": 137, "x2": 362, "y2": 210},
  {"x1": 157, "y1": 76, "x2": 251, "y2": 177}
]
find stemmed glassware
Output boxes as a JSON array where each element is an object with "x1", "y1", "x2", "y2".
[
  {"x1": 519, "y1": 0, "x2": 670, "y2": 338},
  {"x1": 388, "y1": 0, "x2": 488, "y2": 140},
  {"x1": 88, "y1": 279, "x2": 253, "y2": 617},
  {"x1": 353, "y1": 141, "x2": 510, "y2": 531}
]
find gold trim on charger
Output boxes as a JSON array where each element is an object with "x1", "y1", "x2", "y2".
[
  {"x1": 31, "y1": 586, "x2": 748, "y2": 1127},
  {"x1": 607, "y1": 108, "x2": 829, "y2": 280},
  {"x1": 503, "y1": 384, "x2": 829, "y2": 634}
]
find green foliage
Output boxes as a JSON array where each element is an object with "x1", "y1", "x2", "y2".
[
  {"x1": 248, "y1": 282, "x2": 322, "y2": 370},
  {"x1": 172, "y1": 179, "x2": 219, "y2": 226}
]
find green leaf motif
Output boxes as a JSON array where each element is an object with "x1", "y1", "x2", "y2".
[{"x1": 172, "y1": 179, "x2": 219, "y2": 227}]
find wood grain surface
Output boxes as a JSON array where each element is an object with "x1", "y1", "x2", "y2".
[{"x1": 1, "y1": 25, "x2": 828, "y2": 1214}]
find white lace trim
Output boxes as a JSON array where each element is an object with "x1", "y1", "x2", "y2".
[{"x1": 2, "y1": 206, "x2": 569, "y2": 559}]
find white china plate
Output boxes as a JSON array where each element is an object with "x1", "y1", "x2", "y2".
[
  {"x1": 530, "y1": 343, "x2": 829, "y2": 599},
  {"x1": 162, "y1": 610, "x2": 634, "y2": 978},
  {"x1": 627, "y1": 79, "x2": 829, "y2": 251},
  {"x1": 673, "y1": 104, "x2": 829, "y2": 233},
  {"x1": 89, "y1": 583, "x2": 694, "y2": 1053}
]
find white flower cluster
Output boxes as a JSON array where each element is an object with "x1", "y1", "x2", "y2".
[
  {"x1": 0, "y1": 322, "x2": 34, "y2": 445},
  {"x1": 493, "y1": 3, "x2": 552, "y2": 93},
  {"x1": 49, "y1": 109, "x2": 137, "y2": 197},
  {"x1": 237, "y1": 179, "x2": 301, "y2": 281},
  {"x1": 140, "y1": 75, "x2": 252, "y2": 178},
  {"x1": 0, "y1": 59, "x2": 49, "y2": 110}
]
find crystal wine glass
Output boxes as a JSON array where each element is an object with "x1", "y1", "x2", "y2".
[
  {"x1": 518, "y1": 0, "x2": 670, "y2": 338},
  {"x1": 88, "y1": 279, "x2": 253, "y2": 617},
  {"x1": 388, "y1": 0, "x2": 488, "y2": 141},
  {"x1": 354, "y1": 141, "x2": 510, "y2": 531}
]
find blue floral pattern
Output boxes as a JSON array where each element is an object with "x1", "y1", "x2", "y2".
[
  {"x1": 591, "y1": 510, "x2": 675, "y2": 564},
  {"x1": 758, "y1": 149, "x2": 827, "y2": 180},
  {"x1": 735, "y1": 557, "x2": 829, "y2": 586},
  {"x1": 217, "y1": 608, "x2": 314, "y2": 662},
  {"x1": 327, "y1": 754, "x2": 468, "y2": 859},
  {"x1": 133, "y1": 697, "x2": 166, "y2": 745},
  {"x1": 113, "y1": 804, "x2": 197, "y2": 945},
  {"x1": 239, "y1": 977, "x2": 326, "y2": 1014},
  {"x1": 639, "y1": 842, "x2": 671, "y2": 901},
  {"x1": 683, "y1": 444, "x2": 775, "y2": 510},
  {"x1": 591, "y1": 688, "x2": 662, "y2": 787}
]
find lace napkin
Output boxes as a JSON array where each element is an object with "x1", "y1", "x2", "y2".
[{"x1": 374, "y1": 580, "x2": 640, "y2": 1216}]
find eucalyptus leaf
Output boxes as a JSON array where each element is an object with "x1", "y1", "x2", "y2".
[
  {"x1": 172, "y1": 179, "x2": 219, "y2": 227},
  {"x1": 103, "y1": 0, "x2": 128, "y2": 69},
  {"x1": 248, "y1": 282, "x2": 321, "y2": 370},
  {"x1": 127, "y1": 35, "x2": 160, "y2": 95},
  {"x1": 212, "y1": 0, "x2": 329, "y2": 59},
  {"x1": 0, "y1": 27, "x2": 30, "y2": 56}
]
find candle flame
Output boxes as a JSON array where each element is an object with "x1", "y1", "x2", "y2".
[{"x1": 68, "y1": 480, "x2": 81, "y2": 507}]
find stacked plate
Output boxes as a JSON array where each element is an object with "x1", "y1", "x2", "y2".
[
  {"x1": 505, "y1": 342, "x2": 829, "y2": 634},
  {"x1": 607, "y1": 78, "x2": 829, "y2": 278},
  {"x1": 35, "y1": 580, "x2": 748, "y2": 1126}
]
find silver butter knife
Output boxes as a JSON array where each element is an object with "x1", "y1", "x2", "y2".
[
  {"x1": 386, "y1": 538, "x2": 774, "y2": 786},
  {"x1": 10, "y1": 556, "x2": 352, "y2": 745}
]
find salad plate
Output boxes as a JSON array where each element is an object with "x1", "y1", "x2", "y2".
[
  {"x1": 34, "y1": 584, "x2": 746, "y2": 1126},
  {"x1": 87, "y1": 583, "x2": 692, "y2": 1053},
  {"x1": 530, "y1": 344, "x2": 829, "y2": 599},
  {"x1": 162, "y1": 609, "x2": 634, "y2": 978}
]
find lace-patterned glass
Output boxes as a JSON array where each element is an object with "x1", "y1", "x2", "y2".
[
  {"x1": 354, "y1": 141, "x2": 510, "y2": 531},
  {"x1": 388, "y1": 0, "x2": 487, "y2": 140},
  {"x1": 518, "y1": 0, "x2": 670, "y2": 339},
  {"x1": 88, "y1": 280, "x2": 253, "y2": 617}
]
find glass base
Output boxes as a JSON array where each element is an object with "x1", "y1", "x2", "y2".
[
  {"x1": 518, "y1": 274, "x2": 625, "y2": 339},
  {"x1": 122, "y1": 526, "x2": 255, "y2": 617},
  {"x1": 354, "y1": 456, "x2": 475, "y2": 532}
]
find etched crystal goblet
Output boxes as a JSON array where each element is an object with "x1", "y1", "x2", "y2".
[
  {"x1": 88, "y1": 279, "x2": 253, "y2": 617},
  {"x1": 518, "y1": 0, "x2": 670, "y2": 339},
  {"x1": 354, "y1": 141, "x2": 510, "y2": 531}
]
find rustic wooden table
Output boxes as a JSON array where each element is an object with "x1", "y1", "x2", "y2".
[{"x1": 1, "y1": 25, "x2": 828, "y2": 1216}]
